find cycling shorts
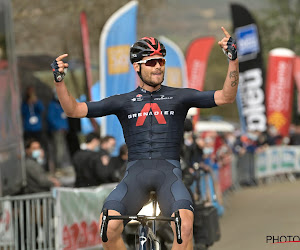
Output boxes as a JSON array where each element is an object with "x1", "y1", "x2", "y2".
[{"x1": 102, "y1": 159, "x2": 194, "y2": 217}]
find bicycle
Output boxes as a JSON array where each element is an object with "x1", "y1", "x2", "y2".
[{"x1": 100, "y1": 192, "x2": 183, "y2": 249}]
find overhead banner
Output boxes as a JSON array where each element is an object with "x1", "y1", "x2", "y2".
[
  {"x1": 294, "y1": 56, "x2": 300, "y2": 113},
  {"x1": 99, "y1": 1, "x2": 138, "y2": 154},
  {"x1": 159, "y1": 36, "x2": 187, "y2": 88},
  {"x1": 231, "y1": 4, "x2": 267, "y2": 133},
  {"x1": 265, "y1": 48, "x2": 295, "y2": 136},
  {"x1": 185, "y1": 36, "x2": 215, "y2": 91}
]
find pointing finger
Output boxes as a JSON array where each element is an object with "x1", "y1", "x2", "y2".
[
  {"x1": 56, "y1": 54, "x2": 68, "y2": 62},
  {"x1": 221, "y1": 27, "x2": 231, "y2": 38}
]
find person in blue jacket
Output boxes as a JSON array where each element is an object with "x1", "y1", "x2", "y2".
[
  {"x1": 21, "y1": 86, "x2": 44, "y2": 141},
  {"x1": 47, "y1": 89, "x2": 70, "y2": 170}
]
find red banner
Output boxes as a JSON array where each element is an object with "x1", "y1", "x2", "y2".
[
  {"x1": 294, "y1": 57, "x2": 300, "y2": 113},
  {"x1": 265, "y1": 48, "x2": 295, "y2": 136},
  {"x1": 80, "y1": 11, "x2": 93, "y2": 100},
  {"x1": 186, "y1": 37, "x2": 215, "y2": 123},
  {"x1": 186, "y1": 37, "x2": 215, "y2": 91}
]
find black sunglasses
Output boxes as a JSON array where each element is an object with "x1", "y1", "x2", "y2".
[{"x1": 136, "y1": 58, "x2": 166, "y2": 67}]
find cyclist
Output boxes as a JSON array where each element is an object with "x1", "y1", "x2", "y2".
[{"x1": 51, "y1": 27, "x2": 238, "y2": 250}]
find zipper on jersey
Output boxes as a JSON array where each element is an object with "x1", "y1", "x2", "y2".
[{"x1": 149, "y1": 93, "x2": 153, "y2": 159}]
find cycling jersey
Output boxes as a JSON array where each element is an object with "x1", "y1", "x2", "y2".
[{"x1": 86, "y1": 85, "x2": 216, "y2": 162}]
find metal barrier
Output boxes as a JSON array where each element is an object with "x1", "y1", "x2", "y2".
[{"x1": 0, "y1": 192, "x2": 55, "y2": 250}]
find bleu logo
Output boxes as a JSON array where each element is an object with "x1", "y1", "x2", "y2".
[{"x1": 235, "y1": 24, "x2": 260, "y2": 61}]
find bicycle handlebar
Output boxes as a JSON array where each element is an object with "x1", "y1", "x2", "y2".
[
  {"x1": 100, "y1": 208, "x2": 109, "y2": 242},
  {"x1": 100, "y1": 208, "x2": 182, "y2": 244}
]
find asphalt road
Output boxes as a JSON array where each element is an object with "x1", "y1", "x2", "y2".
[{"x1": 211, "y1": 179, "x2": 300, "y2": 250}]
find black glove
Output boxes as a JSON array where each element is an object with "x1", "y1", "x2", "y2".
[
  {"x1": 51, "y1": 60, "x2": 67, "y2": 82},
  {"x1": 222, "y1": 37, "x2": 238, "y2": 61}
]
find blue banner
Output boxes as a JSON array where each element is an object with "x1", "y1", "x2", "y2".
[
  {"x1": 79, "y1": 81, "x2": 101, "y2": 135},
  {"x1": 159, "y1": 36, "x2": 187, "y2": 88},
  {"x1": 99, "y1": 1, "x2": 138, "y2": 155}
]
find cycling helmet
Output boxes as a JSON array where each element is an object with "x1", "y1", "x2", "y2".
[{"x1": 130, "y1": 37, "x2": 166, "y2": 64}]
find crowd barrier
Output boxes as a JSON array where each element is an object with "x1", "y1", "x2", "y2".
[
  {"x1": 1, "y1": 147, "x2": 298, "y2": 249},
  {"x1": 0, "y1": 183, "x2": 117, "y2": 250},
  {"x1": 0, "y1": 192, "x2": 55, "y2": 250}
]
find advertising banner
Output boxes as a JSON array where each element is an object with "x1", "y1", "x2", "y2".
[
  {"x1": 185, "y1": 36, "x2": 215, "y2": 122},
  {"x1": 255, "y1": 146, "x2": 300, "y2": 178},
  {"x1": 159, "y1": 36, "x2": 187, "y2": 88},
  {"x1": 185, "y1": 36, "x2": 215, "y2": 91},
  {"x1": 99, "y1": 1, "x2": 138, "y2": 154},
  {"x1": 231, "y1": 4, "x2": 267, "y2": 133},
  {"x1": 293, "y1": 56, "x2": 300, "y2": 113},
  {"x1": 0, "y1": 201, "x2": 13, "y2": 246},
  {"x1": 265, "y1": 48, "x2": 295, "y2": 136},
  {"x1": 55, "y1": 184, "x2": 117, "y2": 249}
]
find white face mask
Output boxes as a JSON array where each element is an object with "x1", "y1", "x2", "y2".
[
  {"x1": 203, "y1": 147, "x2": 213, "y2": 155},
  {"x1": 32, "y1": 149, "x2": 41, "y2": 159},
  {"x1": 31, "y1": 149, "x2": 45, "y2": 165}
]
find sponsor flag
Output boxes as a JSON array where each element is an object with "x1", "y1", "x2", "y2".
[
  {"x1": 78, "y1": 81, "x2": 101, "y2": 135},
  {"x1": 265, "y1": 48, "x2": 295, "y2": 136},
  {"x1": 80, "y1": 11, "x2": 99, "y2": 131},
  {"x1": 294, "y1": 56, "x2": 300, "y2": 113},
  {"x1": 186, "y1": 36, "x2": 215, "y2": 91},
  {"x1": 80, "y1": 11, "x2": 93, "y2": 101},
  {"x1": 231, "y1": 4, "x2": 267, "y2": 133},
  {"x1": 99, "y1": 1, "x2": 138, "y2": 154},
  {"x1": 159, "y1": 36, "x2": 187, "y2": 88},
  {"x1": 185, "y1": 36, "x2": 215, "y2": 123}
]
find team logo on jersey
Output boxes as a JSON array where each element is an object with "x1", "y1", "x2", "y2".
[
  {"x1": 131, "y1": 94, "x2": 143, "y2": 102},
  {"x1": 127, "y1": 103, "x2": 175, "y2": 126},
  {"x1": 154, "y1": 95, "x2": 173, "y2": 101}
]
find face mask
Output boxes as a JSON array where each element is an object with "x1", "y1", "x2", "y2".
[
  {"x1": 203, "y1": 147, "x2": 213, "y2": 155},
  {"x1": 32, "y1": 149, "x2": 44, "y2": 165},
  {"x1": 32, "y1": 149, "x2": 41, "y2": 159},
  {"x1": 93, "y1": 145, "x2": 100, "y2": 152}
]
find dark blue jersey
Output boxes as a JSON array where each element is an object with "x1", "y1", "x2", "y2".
[{"x1": 86, "y1": 85, "x2": 216, "y2": 161}]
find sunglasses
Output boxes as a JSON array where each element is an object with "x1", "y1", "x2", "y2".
[{"x1": 136, "y1": 58, "x2": 166, "y2": 67}]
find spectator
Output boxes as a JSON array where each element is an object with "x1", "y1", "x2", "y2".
[
  {"x1": 23, "y1": 138, "x2": 60, "y2": 194},
  {"x1": 109, "y1": 144, "x2": 128, "y2": 182},
  {"x1": 100, "y1": 135, "x2": 116, "y2": 155},
  {"x1": 99, "y1": 135, "x2": 116, "y2": 166},
  {"x1": 72, "y1": 132, "x2": 112, "y2": 187},
  {"x1": 47, "y1": 89, "x2": 71, "y2": 171},
  {"x1": 266, "y1": 124, "x2": 282, "y2": 145},
  {"x1": 290, "y1": 125, "x2": 300, "y2": 145},
  {"x1": 21, "y1": 86, "x2": 45, "y2": 142}
]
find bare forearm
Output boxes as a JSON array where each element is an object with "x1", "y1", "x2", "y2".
[
  {"x1": 223, "y1": 59, "x2": 239, "y2": 102},
  {"x1": 52, "y1": 54, "x2": 88, "y2": 118},
  {"x1": 54, "y1": 81, "x2": 78, "y2": 117},
  {"x1": 215, "y1": 59, "x2": 239, "y2": 105}
]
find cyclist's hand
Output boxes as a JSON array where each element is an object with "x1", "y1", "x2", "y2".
[
  {"x1": 51, "y1": 54, "x2": 69, "y2": 82},
  {"x1": 218, "y1": 27, "x2": 237, "y2": 61}
]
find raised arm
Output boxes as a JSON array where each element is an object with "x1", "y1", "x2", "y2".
[
  {"x1": 51, "y1": 54, "x2": 88, "y2": 118},
  {"x1": 214, "y1": 27, "x2": 239, "y2": 106}
]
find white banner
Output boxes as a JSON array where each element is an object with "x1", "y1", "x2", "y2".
[
  {"x1": 0, "y1": 201, "x2": 13, "y2": 246},
  {"x1": 255, "y1": 146, "x2": 300, "y2": 178},
  {"x1": 55, "y1": 183, "x2": 117, "y2": 250}
]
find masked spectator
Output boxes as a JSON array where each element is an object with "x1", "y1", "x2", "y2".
[{"x1": 23, "y1": 138, "x2": 60, "y2": 194}]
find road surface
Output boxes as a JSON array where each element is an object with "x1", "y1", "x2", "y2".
[{"x1": 211, "y1": 179, "x2": 300, "y2": 250}]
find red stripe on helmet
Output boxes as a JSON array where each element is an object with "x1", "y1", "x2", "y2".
[{"x1": 141, "y1": 37, "x2": 163, "y2": 56}]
